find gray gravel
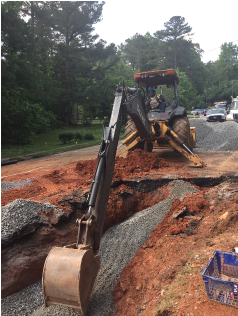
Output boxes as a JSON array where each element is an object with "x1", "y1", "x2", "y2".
[
  {"x1": 1, "y1": 280, "x2": 43, "y2": 316},
  {"x1": 32, "y1": 306, "x2": 80, "y2": 316},
  {"x1": 1, "y1": 180, "x2": 31, "y2": 191},
  {"x1": 1, "y1": 199, "x2": 66, "y2": 246},
  {"x1": 1, "y1": 180, "x2": 196, "y2": 316},
  {"x1": 190, "y1": 119, "x2": 238, "y2": 151}
]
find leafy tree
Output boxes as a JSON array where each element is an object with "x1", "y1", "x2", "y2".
[
  {"x1": 93, "y1": 60, "x2": 136, "y2": 121},
  {"x1": 154, "y1": 16, "x2": 193, "y2": 69},
  {"x1": 153, "y1": 16, "x2": 205, "y2": 94},
  {"x1": 202, "y1": 43, "x2": 238, "y2": 106},
  {"x1": 119, "y1": 33, "x2": 160, "y2": 72},
  {"x1": 176, "y1": 70, "x2": 196, "y2": 109},
  {"x1": 216, "y1": 42, "x2": 238, "y2": 82},
  {"x1": 1, "y1": 2, "x2": 58, "y2": 144},
  {"x1": 41, "y1": 1, "x2": 109, "y2": 125},
  {"x1": 118, "y1": 17, "x2": 205, "y2": 94},
  {"x1": 1, "y1": 1, "x2": 121, "y2": 144},
  {"x1": 161, "y1": 70, "x2": 196, "y2": 109}
]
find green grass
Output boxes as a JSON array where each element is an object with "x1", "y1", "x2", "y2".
[
  {"x1": 1, "y1": 121, "x2": 125, "y2": 160},
  {"x1": 188, "y1": 114, "x2": 200, "y2": 118}
]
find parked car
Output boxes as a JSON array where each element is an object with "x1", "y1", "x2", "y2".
[
  {"x1": 234, "y1": 113, "x2": 238, "y2": 122},
  {"x1": 191, "y1": 109, "x2": 206, "y2": 115},
  {"x1": 206, "y1": 109, "x2": 227, "y2": 122},
  {"x1": 214, "y1": 104, "x2": 229, "y2": 114}
]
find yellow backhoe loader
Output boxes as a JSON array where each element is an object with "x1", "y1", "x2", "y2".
[{"x1": 42, "y1": 70, "x2": 206, "y2": 315}]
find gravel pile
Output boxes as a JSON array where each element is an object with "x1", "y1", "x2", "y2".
[
  {"x1": 1, "y1": 199, "x2": 65, "y2": 246},
  {"x1": 1, "y1": 180, "x2": 31, "y2": 191},
  {"x1": 1, "y1": 280, "x2": 43, "y2": 316},
  {"x1": 190, "y1": 119, "x2": 238, "y2": 151},
  {"x1": 1, "y1": 180, "x2": 196, "y2": 316}
]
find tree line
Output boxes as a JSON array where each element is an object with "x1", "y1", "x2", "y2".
[{"x1": 2, "y1": 2, "x2": 238, "y2": 145}]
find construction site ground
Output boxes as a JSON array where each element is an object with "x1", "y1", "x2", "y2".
[{"x1": 1, "y1": 126, "x2": 238, "y2": 315}]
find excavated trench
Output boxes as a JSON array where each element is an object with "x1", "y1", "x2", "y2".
[
  {"x1": 113, "y1": 175, "x2": 238, "y2": 191},
  {"x1": 1, "y1": 148, "x2": 238, "y2": 316}
]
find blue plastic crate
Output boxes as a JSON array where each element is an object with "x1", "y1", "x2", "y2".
[{"x1": 199, "y1": 250, "x2": 238, "y2": 308}]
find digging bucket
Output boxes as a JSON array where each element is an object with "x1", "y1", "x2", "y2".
[{"x1": 42, "y1": 246, "x2": 100, "y2": 315}]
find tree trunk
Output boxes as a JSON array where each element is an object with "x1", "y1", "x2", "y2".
[{"x1": 65, "y1": 27, "x2": 71, "y2": 126}]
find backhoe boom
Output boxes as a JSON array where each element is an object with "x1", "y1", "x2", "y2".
[{"x1": 42, "y1": 82, "x2": 149, "y2": 315}]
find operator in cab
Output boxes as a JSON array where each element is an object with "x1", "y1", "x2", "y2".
[{"x1": 145, "y1": 88, "x2": 166, "y2": 112}]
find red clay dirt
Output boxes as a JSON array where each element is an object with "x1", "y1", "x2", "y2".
[
  {"x1": 113, "y1": 186, "x2": 238, "y2": 316},
  {"x1": 1, "y1": 149, "x2": 173, "y2": 209},
  {"x1": 1, "y1": 148, "x2": 238, "y2": 315}
]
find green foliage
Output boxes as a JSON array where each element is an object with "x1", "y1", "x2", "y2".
[
  {"x1": 2, "y1": 123, "x2": 111, "y2": 159},
  {"x1": 1, "y1": 85, "x2": 59, "y2": 145},
  {"x1": 2, "y1": 1, "x2": 238, "y2": 149},
  {"x1": 1, "y1": 1, "x2": 119, "y2": 145},
  {"x1": 201, "y1": 42, "x2": 238, "y2": 106},
  {"x1": 82, "y1": 119, "x2": 92, "y2": 127},
  {"x1": 74, "y1": 131, "x2": 83, "y2": 141},
  {"x1": 58, "y1": 132, "x2": 74, "y2": 144},
  {"x1": 119, "y1": 16, "x2": 205, "y2": 94},
  {"x1": 119, "y1": 33, "x2": 160, "y2": 72},
  {"x1": 177, "y1": 70, "x2": 196, "y2": 110},
  {"x1": 103, "y1": 120, "x2": 110, "y2": 127},
  {"x1": 44, "y1": 1, "x2": 118, "y2": 125},
  {"x1": 155, "y1": 16, "x2": 193, "y2": 41},
  {"x1": 218, "y1": 42, "x2": 238, "y2": 81},
  {"x1": 84, "y1": 133, "x2": 95, "y2": 140}
]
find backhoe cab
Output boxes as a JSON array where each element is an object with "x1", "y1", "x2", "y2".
[{"x1": 123, "y1": 69, "x2": 205, "y2": 168}]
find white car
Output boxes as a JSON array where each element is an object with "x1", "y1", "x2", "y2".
[
  {"x1": 206, "y1": 109, "x2": 227, "y2": 122},
  {"x1": 227, "y1": 96, "x2": 238, "y2": 122}
]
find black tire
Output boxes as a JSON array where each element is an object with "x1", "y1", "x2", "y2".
[
  {"x1": 172, "y1": 116, "x2": 191, "y2": 149},
  {"x1": 124, "y1": 119, "x2": 144, "y2": 151}
]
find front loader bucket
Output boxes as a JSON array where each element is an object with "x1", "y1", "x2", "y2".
[{"x1": 42, "y1": 247, "x2": 100, "y2": 315}]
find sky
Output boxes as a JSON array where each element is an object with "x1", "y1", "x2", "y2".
[{"x1": 94, "y1": 0, "x2": 238, "y2": 64}]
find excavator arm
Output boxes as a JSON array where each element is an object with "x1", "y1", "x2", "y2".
[
  {"x1": 42, "y1": 79, "x2": 207, "y2": 314},
  {"x1": 42, "y1": 82, "x2": 150, "y2": 315}
]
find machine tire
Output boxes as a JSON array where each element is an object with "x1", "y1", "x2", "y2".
[
  {"x1": 172, "y1": 116, "x2": 191, "y2": 149},
  {"x1": 124, "y1": 119, "x2": 145, "y2": 151}
]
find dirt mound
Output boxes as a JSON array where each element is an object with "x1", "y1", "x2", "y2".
[
  {"x1": 168, "y1": 193, "x2": 210, "y2": 236},
  {"x1": 114, "y1": 149, "x2": 170, "y2": 180},
  {"x1": 170, "y1": 193, "x2": 210, "y2": 216},
  {"x1": 1, "y1": 150, "x2": 170, "y2": 210},
  {"x1": 75, "y1": 158, "x2": 97, "y2": 176}
]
